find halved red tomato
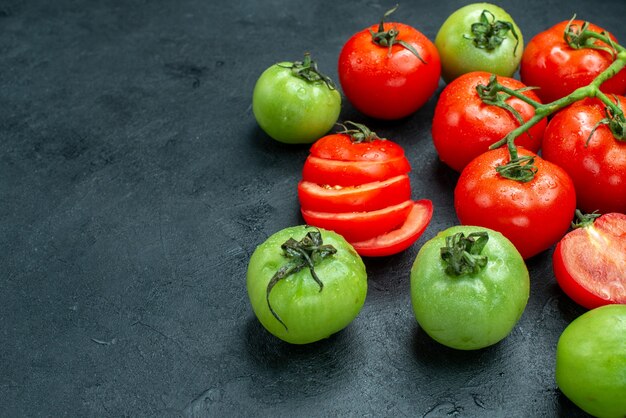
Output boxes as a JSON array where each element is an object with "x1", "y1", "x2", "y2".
[
  {"x1": 351, "y1": 200, "x2": 433, "y2": 257},
  {"x1": 298, "y1": 174, "x2": 411, "y2": 213},
  {"x1": 301, "y1": 200, "x2": 413, "y2": 242},
  {"x1": 553, "y1": 212, "x2": 626, "y2": 309},
  {"x1": 302, "y1": 155, "x2": 411, "y2": 187}
]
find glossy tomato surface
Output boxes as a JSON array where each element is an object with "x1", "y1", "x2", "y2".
[
  {"x1": 542, "y1": 97, "x2": 626, "y2": 214},
  {"x1": 520, "y1": 20, "x2": 626, "y2": 104},
  {"x1": 338, "y1": 22, "x2": 441, "y2": 119},
  {"x1": 454, "y1": 148, "x2": 576, "y2": 259},
  {"x1": 556, "y1": 305, "x2": 626, "y2": 418},
  {"x1": 252, "y1": 60, "x2": 341, "y2": 144},
  {"x1": 410, "y1": 225, "x2": 529, "y2": 350},
  {"x1": 553, "y1": 212, "x2": 626, "y2": 309},
  {"x1": 247, "y1": 226, "x2": 367, "y2": 344},
  {"x1": 432, "y1": 71, "x2": 545, "y2": 172},
  {"x1": 435, "y1": 3, "x2": 523, "y2": 82}
]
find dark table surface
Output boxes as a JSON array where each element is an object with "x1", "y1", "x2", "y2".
[{"x1": 3, "y1": 0, "x2": 625, "y2": 416}]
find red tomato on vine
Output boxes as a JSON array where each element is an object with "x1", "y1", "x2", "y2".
[
  {"x1": 542, "y1": 96, "x2": 626, "y2": 214},
  {"x1": 432, "y1": 71, "x2": 546, "y2": 172},
  {"x1": 338, "y1": 6, "x2": 441, "y2": 120},
  {"x1": 520, "y1": 20, "x2": 626, "y2": 104}
]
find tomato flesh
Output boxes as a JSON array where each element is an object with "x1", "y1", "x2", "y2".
[
  {"x1": 301, "y1": 200, "x2": 414, "y2": 243},
  {"x1": 553, "y1": 213, "x2": 626, "y2": 309},
  {"x1": 351, "y1": 200, "x2": 433, "y2": 257},
  {"x1": 298, "y1": 174, "x2": 411, "y2": 213}
]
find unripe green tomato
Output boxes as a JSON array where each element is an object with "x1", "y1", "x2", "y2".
[
  {"x1": 435, "y1": 3, "x2": 523, "y2": 83},
  {"x1": 410, "y1": 225, "x2": 529, "y2": 350},
  {"x1": 556, "y1": 304, "x2": 626, "y2": 418},
  {"x1": 252, "y1": 60, "x2": 341, "y2": 144},
  {"x1": 247, "y1": 225, "x2": 367, "y2": 344}
]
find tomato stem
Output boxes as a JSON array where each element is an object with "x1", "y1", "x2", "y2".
[
  {"x1": 571, "y1": 209, "x2": 601, "y2": 229},
  {"x1": 369, "y1": 4, "x2": 426, "y2": 63},
  {"x1": 441, "y1": 231, "x2": 489, "y2": 276},
  {"x1": 278, "y1": 52, "x2": 337, "y2": 90},
  {"x1": 266, "y1": 228, "x2": 337, "y2": 331},
  {"x1": 466, "y1": 9, "x2": 520, "y2": 55},
  {"x1": 336, "y1": 121, "x2": 383, "y2": 143},
  {"x1": 485, "y1": 21, "x2": 626, "y2": 157}
]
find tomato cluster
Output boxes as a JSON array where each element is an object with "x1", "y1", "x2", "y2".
[{"x1": 248, "y1": 4, "x2": 626, "y2": 416}]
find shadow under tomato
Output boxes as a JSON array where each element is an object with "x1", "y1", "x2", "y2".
[{"x1": 242, "y1": 315, "x2": 362, "y2": 402}]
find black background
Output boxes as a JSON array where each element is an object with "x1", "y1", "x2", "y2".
[{"x1": 2, "y1": 0, "x2": 624, "y2": 416}]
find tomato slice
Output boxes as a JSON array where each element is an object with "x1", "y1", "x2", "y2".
[
  {"x1": 298, "y1": 174, "x2": 411, "y2": 213},
  {"x1": 301, "y1": 200, "x2": 413, "y2": 243},
  {"x1": 302, "y1": 155, "x2": 411, "y2": 186},
  {"x1": 309, "y1": 134, "x2": 406, "y2": 161},
  {"x1": 553, "y1": 213, "x2": 626, "y2": 309},
  {"x1": 351, "y1": 200, "x2": 433, "y2": 257}
]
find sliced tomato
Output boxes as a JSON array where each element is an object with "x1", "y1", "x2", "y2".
[
  {"x1": 553, "y1": 212, "x2": 626, "y2": 309},
  {"x1": 309, "y1": 133, "x2": 406, "y2": 161},
  {"x1": 298, "y1": 174, "x2": 411, "y2": 213},
  {"x1": 351, "y1": 200, "x2": 433, "y2": 257},
  {"x1": 302, "y1": 155, "x2": 411, "y2": 187},
  {"x1": 301, "y1": 200, "x2": 413, "y2": 242}
]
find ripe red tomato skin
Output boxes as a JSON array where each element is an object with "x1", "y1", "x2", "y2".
[
  {"x1": 454, "y1": 148, "x2": 577, "y2": 259},
  {"x1": 310, "y1": 133, "x2": 406, "y2": 161},
  {"x1": 520, "y1": 20, "x2": 626, "y2": 104},
  {"x1": 542, "y1": 97, "x2": 626, "y2": 215},
  {"x1": 338, "y1": 22, "x2": 441, "y2": 120},
  {"x1": 553, "y1": 212, "x2": 626, "y2": 309},
  {"x1": 432, "y1": 71, "x2": 546, "y2": 172}
]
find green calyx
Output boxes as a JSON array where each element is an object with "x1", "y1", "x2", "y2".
[
  {"x1": 336, "y1": 121, "x2": 383, "y2": 143},
  {"x1": 587, "y1": 96, "x2": 626, "y2": 145},
  {"x1": 468, "y1": 9, "x2": 520, "y2": 55},
  {"x1": 369, "y1": 4, "x2": 426, "y2": 63},
  {"x1": 564, "y1": 17, "x2": 617, "y2": 58},
  {"x1": 440, "y1": 231, "x2": 489, "y2": 276},
  {"x1": 476, "y1": 74, "x2": 536, "y2": 126},
  {"x1": 266, "y1": 228, "x2": 337, "y2": 331},
  {"x1": 280, "y1": 52, "x2": 336, "y2": 90},
  {"x1": 571, "y1": 209, "x2": 601, "y2": 229}
]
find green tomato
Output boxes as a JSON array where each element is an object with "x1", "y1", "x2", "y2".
[
  {"x1": 435, "y1": 3, "x2": 523, "y2": 83},
  {"x1": 410, "y1": 225, "x2": 529, "y2": 350},
  {"x1": 556, "y1": 304, "x2": 626, "y2": 418},
  {"x1": 247, "y1": 225, "x2": 367, "y2": 344},
  {"x1": 252, "y1": 54, "x2": 341, "y2": 144}
]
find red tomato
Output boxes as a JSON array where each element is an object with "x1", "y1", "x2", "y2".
[
  {"x1": 432, "y1": 71, "x2": 546, "y2": 172},
  {"x1": 301, "y1": 200, "x2": 413, "y2": 242},
  {"x1": 455, "y1": 147, "x2": 576, "y2": 259},
  {"x1": 520, "y1": 20, "x2": 626, "y2": 104},
  {"x1": 310, "y1": 133, "x2": 406, "y2": 161},
  {"x1": 302, "y1": 155, "x2": 411, "y2": 187},
  {"x1": 298, "y1": 174, "x2": 411, "y2": 213},
  {"x1": 298, "y1": 126, "x2": 432, "y2": 256},
  {"x1": 338, "y1": 20, "x2": 441, "y2": 119},
  {"x1": 351, "y1": 200, "x2": 433, "y2": 257},
  {"x1": 553, "y1": 212, "x2": 626, "y2": 309},
  {"x1": 542, "y1": 97, "x2": 626, "y2": 214}
]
